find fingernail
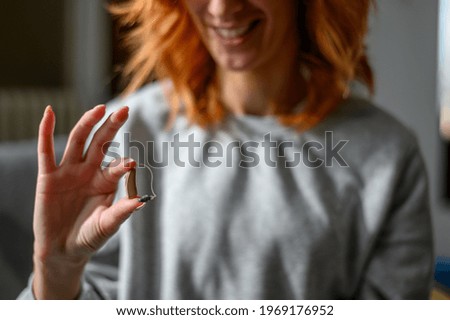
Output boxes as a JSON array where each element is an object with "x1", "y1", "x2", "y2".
[
  {"x1": 45, "y1": 105, "x2": 53, "y2": 114},
  {"x1": 94, "y1": 104, "x2": 106, "y2": 110},
  {"x1": 134, "y1": 202, "x2": 147, "y2": 212},
  {"x1": 112, "y1": 107, "x2": 129, "y2": 123},
  {"x1": 124, "y1": 158, "x2": 136, "y2": 169}
]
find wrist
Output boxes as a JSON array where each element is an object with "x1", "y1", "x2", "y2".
[{"x1": 32, "y1": 255, "x2": 87, "y2": 299}]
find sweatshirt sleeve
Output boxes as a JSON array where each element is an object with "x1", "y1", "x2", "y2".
[{"x1": 355, "y1": 141, "x2": 434, "y2": 299}]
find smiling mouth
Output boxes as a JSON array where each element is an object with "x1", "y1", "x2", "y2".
[{"x1": 212, "y1": 20, "x2": 260, "y2": 40}]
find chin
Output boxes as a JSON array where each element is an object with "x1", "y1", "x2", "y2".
[{"x1": 216, "y1": 54, "x2": 259, "y2": 72}]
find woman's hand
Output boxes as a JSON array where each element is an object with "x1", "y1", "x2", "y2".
[{"x1": 32, "y1": 105, "x2": 142, "y2": 299}]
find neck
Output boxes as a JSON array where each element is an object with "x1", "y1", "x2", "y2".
[{"x1": 217, "y1": 40, "x2": 305, "y2": 116}]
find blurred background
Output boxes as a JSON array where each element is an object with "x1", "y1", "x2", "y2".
[
  {"x1": 0, "y1": 0, "x2": 122, "y2": 141},
  {"x1": 0, "y1": 0, "x2": 449, "y2": 298}
]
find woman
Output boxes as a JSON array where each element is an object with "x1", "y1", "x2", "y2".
[{"x1": 20, "y1": 0, "x2": 433, "y2": 299}]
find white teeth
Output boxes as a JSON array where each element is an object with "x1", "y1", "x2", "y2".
[{"x1": 215, "y1": 25, "x2": 251, "y2": 39}]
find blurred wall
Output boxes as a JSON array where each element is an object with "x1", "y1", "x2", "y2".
[
  {"x1": 0, "y1": 0, "x2": 112, "y2": 141},
  {"x1": 66, "y1": 0, "x2": 112, "y2": 108},
  {"x1": 367, "y1": 0, "x2": 450, "y2": 256},
  {"x1": 0, "y1": 1, "x2": 65, "y2": 87}
]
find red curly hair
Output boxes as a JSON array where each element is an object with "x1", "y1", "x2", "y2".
[{"x1": 110, "y1": 0, "x2": 374, "y2": 130}]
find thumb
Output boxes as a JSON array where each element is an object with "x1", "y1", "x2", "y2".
[{"x1": 99, "y1": 197, "x2": 145, "y2": 238}]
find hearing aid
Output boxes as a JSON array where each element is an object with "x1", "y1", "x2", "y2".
[{"x1": 125, "y1": 168, "x2": 152, "y2": 203}]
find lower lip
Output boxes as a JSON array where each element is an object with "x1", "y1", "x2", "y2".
[{"x1": 211, "y1": 22, "x2": 259, "y2": 47}]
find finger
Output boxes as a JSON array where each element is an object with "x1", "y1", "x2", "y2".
[
  {"x1": 60, "y1": 105, "x2": 106, "y2": 165},
  {"x1": 84, "y1": 107, "x2": 129, "y2": 167},
  {"x1": 101, "y1": 158, "x2": 136, "y2": 186},
  {"x1": 37, "y1": 106, "x2": 56, "y2": 174},
  {"x1": 99, "y1": 197, "x2": 144, "y2": 238}
]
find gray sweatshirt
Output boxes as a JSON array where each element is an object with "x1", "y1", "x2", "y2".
[{"x1": 19, "y1": 82, "x2": 434, "y2": 299}]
